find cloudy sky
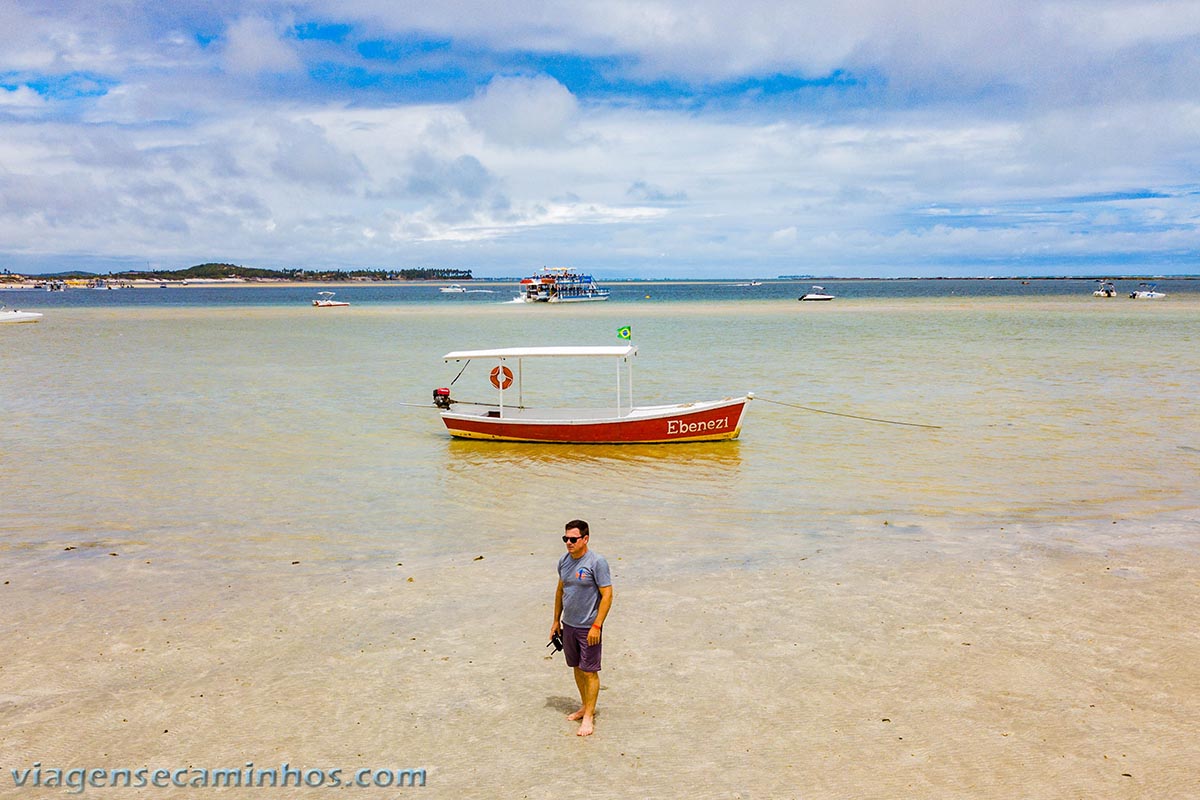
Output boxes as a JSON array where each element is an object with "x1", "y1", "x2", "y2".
[{"x1": 2, "y1": 1, "x2": 1198, "y2": 277}]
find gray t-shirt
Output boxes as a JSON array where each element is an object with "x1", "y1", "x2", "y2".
[{"x1": 558, "y1": 550, "x2": 612, "y2": 628}]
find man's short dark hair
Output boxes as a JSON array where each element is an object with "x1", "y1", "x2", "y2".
[{"x1": 565, "y1": 519, "x2": 589, "y2": 537}]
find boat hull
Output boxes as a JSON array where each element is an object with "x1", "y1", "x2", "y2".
[
  {"x1": 546, "y1": 294, "x2": 608, "y2": 303},
  {"x1": 441, "y1": 396, "x2": 750, "y2": 443},
  {"x1": 1, "y1": 311, "x2": 43, "y2": 323}
]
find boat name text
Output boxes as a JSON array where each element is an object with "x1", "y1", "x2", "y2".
[{"x1": 667, "y1": 416, "x2": 729, "y2": 435}]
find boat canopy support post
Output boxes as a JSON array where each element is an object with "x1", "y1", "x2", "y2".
[
  {"x1": 498, "y1": 357, "x2": 504, "y2": 413},
  {"x1": 627, "y1": 354, "x2": 634, "y2": 414},
  {"x1": 615, "y1": 357, "x2": 621, "y2": 416},
  {"x1": 615, "y1": 351, "x2": 634, "y2": 417}
]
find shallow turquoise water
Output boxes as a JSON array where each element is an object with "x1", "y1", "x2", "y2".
[{"x1": 3, "y1": 292, "x2": 1197, "y2": 576}]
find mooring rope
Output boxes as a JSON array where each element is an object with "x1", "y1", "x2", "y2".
[
  {"x1": 757, "y1": 396, "x2": 942, "y2": 429},
  {"x1": 396, "y1": 398, "x2": 524, "y2": 409}
]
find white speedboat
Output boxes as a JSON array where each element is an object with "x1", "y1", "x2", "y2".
[
  {"x1": 440, "y1": 285, "x2": 467, "y2": 293},
  {"x1": 312, "y1": 291, "x2": 350, "y2": 307},
  {"x1": 0, "y1": 305, "x2": 43, "y2": 323},
  {"x1": 799, "y1": 286, "x2": 834, "y2": 301},
  {"x1": 1092, "y1": 281, "x2": 1117, "y2": 297},
  {"x1": 1129, "y1": 282, "x2": 1166, "y2": 299}
]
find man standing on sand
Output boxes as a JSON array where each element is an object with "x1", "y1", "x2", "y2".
[{"x1": 550, "y1": 519, "x2": 613, "y2": 737}]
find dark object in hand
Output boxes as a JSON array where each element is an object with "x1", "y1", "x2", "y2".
[{"x1": 547, "y1": 633, "x2": 563, "y2": 652}]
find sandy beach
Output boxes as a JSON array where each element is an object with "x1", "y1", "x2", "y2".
[{"x1": 4, "y1": 523, "x2": 1198, "y2": 799}]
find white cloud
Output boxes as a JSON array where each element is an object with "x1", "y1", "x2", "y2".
[
  {"x1": 770, "y1": 226, "x2": 798, "y2": 245},
  {"x1": 0, "y1": 85, "x2": 46, "y2": 114},
  {"x1": 464, "y1": 75, "x2": 579, "y2": 147},
  {"x1": 270, "y1": 118, "x2": 366, "y2": 191},
  {"x1": 389, "y1": 199, "x2": 667, "y2": 243},
  {"x1": 221, "y1": 17, "x2": 302, "y2": 75}
]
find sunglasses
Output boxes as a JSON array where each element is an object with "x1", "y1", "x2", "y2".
[{"x1": 562, "y1": 535, "x2": 586, "y2": 543}]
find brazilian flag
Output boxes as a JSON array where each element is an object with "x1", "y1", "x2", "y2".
[{"x1": 617, "y1": 325, "x2": 632, "y2": 340}]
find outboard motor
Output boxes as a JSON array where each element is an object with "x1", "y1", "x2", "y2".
[{"x1": 432, "y1": 387, "x2": 452, "y2": 409}]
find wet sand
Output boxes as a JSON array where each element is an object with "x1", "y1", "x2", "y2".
[{"x1": 4, "y1": 520, "x2": 1198, "y2": 799}]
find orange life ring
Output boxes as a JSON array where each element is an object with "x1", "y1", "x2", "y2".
[{"x1": 489, "y1": 365, "x2": 514, "y2": 390}]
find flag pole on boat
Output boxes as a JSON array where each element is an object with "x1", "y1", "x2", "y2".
[{"x1": 617, "y1": 326, "x2": 633, "y2": 414}]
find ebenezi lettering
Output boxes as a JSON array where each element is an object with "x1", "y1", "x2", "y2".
[{"x1": 666, "y1": 416, "x2": 729, "y2": 435}]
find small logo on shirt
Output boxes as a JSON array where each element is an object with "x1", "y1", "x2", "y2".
[{"x1": 576, "y1": 568, "x2": 590, "y2": 581}]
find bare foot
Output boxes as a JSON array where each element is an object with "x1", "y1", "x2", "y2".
[
  {"x1": 566, "y1": 708, "x2": 585, "y2": 721},
  {"x1": 576, "y1": 715, "x2": 594, "y2": 736}
]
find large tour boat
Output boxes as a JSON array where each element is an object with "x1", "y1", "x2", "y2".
[
  {"x1": 432, "y1": 345, "x2": 751, "y2": 444},
  {"x1": 517, "y1": 268, "x2": 609, "y2": 303}
]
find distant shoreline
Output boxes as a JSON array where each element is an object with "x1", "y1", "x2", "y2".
[{"x1": 3, "y1": 275, "x2": 1196, "y2": 290}]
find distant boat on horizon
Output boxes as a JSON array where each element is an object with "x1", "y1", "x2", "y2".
[
  {"x1": 799, "y1": 285, "x2": 835, "y2": 301},
  {"x1": 312, "y1": 291, "x2": 350, "y2": 307},
  {"x1": 1128, "y1": 282, "x2": 1166, "y2": 299},
  {"x1": 1, "y1": 305, "x2": 43, "y2": 323}
]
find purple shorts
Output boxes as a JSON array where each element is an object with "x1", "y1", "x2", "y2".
[{"x1": 562, "y1": 624, "x2": 602, "y2": 672}]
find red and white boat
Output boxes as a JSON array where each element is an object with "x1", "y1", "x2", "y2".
[{"x1": 433, "y1": 345, "x2": 752, "y2": 443}]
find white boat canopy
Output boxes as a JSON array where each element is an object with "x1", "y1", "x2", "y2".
[{"x1": 443, "y1": 345, "x2": 636, "y2": 361}]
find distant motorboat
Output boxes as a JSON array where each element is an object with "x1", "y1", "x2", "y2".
[
  {"x1": 1129, "y1": 282, "x2": 1166, "y2": 299},
  {"x1": 1093, "y1": 281, "x2": 1117, "y2": 297},
  {"x1": 1, "y1": 305, "x2": 43, "y2": 323},
  {"x1": 799, "y1": 286, "x2": 835, "y2": 301},
  {"x1": 312, "y1": 291, "x2": 350, "y2": 307},
  {"x1": 440, "y1": 285, "x2": 467, "y2": 293}
]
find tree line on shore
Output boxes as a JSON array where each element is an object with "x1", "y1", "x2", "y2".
[{"x1": 5, "y1": 264, "x2": 474, "y2": 282}]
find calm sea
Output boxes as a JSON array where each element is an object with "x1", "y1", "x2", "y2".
[
  {"x1": 4, "y1": 278, "x2": 1196, "y2": 564},
  {"x1": 4, "y1": 276, "x2": 1198, "y2": 310}
]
